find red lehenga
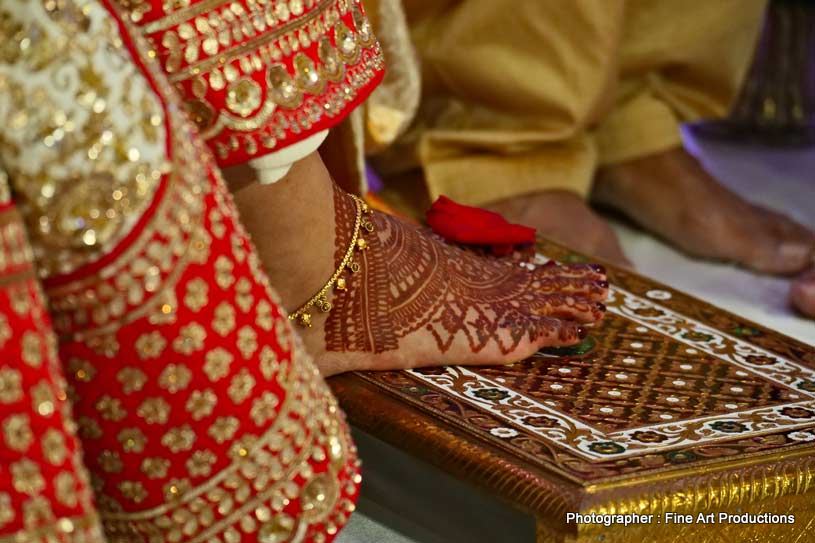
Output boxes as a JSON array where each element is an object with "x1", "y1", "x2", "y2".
[
  {"x1": 0, "y1": 197, "x2": 105, "y2": 542},
  {"x1": 0, "y1": 1, "x2": 383, "y2": 542}
]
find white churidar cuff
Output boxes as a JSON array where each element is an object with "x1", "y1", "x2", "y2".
[{"x1": 248, "y1": 130, "x2": 329, "y2": 184}]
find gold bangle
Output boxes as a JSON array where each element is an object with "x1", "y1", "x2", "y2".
[{"x1": 289, "y1": 195, "x2": 374, "y2": 327}]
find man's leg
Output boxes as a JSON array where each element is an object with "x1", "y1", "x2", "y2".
[
  {"x1": 379, "y1": 0, "x2": 629, "y2": 264},
  {"x1": 591, "y1": 0, "x2": 815, "y2": 274}
]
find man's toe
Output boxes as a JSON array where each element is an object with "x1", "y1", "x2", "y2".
[{"x1": 791, "y1": 271, "x2": 815, "y2": 318}]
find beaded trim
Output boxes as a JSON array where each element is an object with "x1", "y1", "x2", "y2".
[{"x1": 289, "y1": 195, "x2": 373, "y2": 327}]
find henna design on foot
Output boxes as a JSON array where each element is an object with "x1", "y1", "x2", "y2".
[{"x1": 325, "y1": 186, "x2": 607, "y2": 356}]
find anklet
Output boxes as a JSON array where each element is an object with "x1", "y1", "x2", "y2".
[{"x1": 289, "y1": 195, "x2": 374, "y2": 327}]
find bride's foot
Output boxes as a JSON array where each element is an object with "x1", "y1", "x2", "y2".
[
  {"x1": 593, "y1": 147, "x2": 815, "y2": 275},
  {"x1": 228, "y1": 153, "x2": 607, "y2": 376}
]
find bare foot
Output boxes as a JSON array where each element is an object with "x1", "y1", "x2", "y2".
[
  {"x1": 487, "y1": 190, "x2": 631, "y2": 268},
  {"x1": 791, "y1": 270, "x2": 815, "y2": 318},
  {"x1": 593, "y1": 147, "x2": 815, "y2": 275},
  {"x1": 228, "y1": 153, "x2": 607, "y2": 376}
]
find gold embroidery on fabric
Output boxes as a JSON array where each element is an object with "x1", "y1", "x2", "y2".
[
  {"x1": 54, "y1": 471, "x2": 80, "y2": 507},
  {"x1": 77, "y1": 416, "x2": 103, "y2": 440},
  {"x1": 14, "y1": 1, "x2": 363, "y2": 541},
  {"x1": 250, "y1": 391, "x2": 280, "y2": 425},
  {"x1": 0, "y1": 0, "x2": 168, "y2": 277},
  {"x1": 143, "y1": 0, "x2": 226, "y2": 33},
  {"x1": 167, "y1": 0, "x2": 335, "y2": 80},
  {"x1": 0, "y1": 493, "x2": 13, "y2": 529},
  {"x1": 11, "y1": 459, "x2": 45, "y2": 496},
  {"x1": 21, "y1": 331, "x2": 43, "y2": 368},
  {"x1": 117, "y1": 427, "x2": 147, "y2": 453},
  {"x1": 226, "y1": 78, "x2": 263, "y2": 117},
  {"x1": 102, "y1": 357, "x2": 358, "y2": 543},
  {"x1": 236, "y1": 325, "x2": 258, "y2": 359},
  {"x1": 186, "y1": 388, "x2": 218, "y2": 420},
  {"x1": 161, "y1": 424, "x2": 196, "y2": 453},
  {"x1": 235, "y1": 277, "x2": 253, "y2": 312},
  {"x1": 227, "y1": 368, "x2": 256, "y2": 404},
  {"x1": 186, "y1": 450, "x2": 217, "y2": 477},
  {"x1": 2, "y1": 413, "x2": 34, "y2": 452},
  {"x1": 95, "y1": 396, "x2": 127, "y2": 422},
  {"x1": 204, "y1": 347, "x2": 234, "y2": 381},
  {"x1": 118, "y1": 481, "x2": 148, "y2": 504},
  {"x1": 211, "y1": 45, "x2": 383, "y2": 157},
  {"x1": 183, "y1": 277, "x2": 209, "y2": 312},
  {"x1": 0, "y1": 211, "x2": 33, "y2": 277},
  {"x1": 0, "y1": 367, "x2": 23, "y2": 404},
  {"x1": 208, "y1": 416, "x2": 239, "y2": 444},
  {"x1": 141, "y1": 457, "x2": 171, "y2": 479},
  {"x1": 116, "y1": 367, "x2": 147, "y2": 394},
  {"x1": 137, "y1": 397, "x2": 171, "y2": 425},
  {"x1": 134, "y1": 0, "x2": 384, "y2": 161},
  {"x1": 68, "y1": 358, "x2": 96, "y2": 384},
  {"x1": 99, "y1": 450, "x2": 124, "y2": 474},
  {"x1": 115, "y1": 0, "x2": 152, "y2": 23},
  {"x1": 158, "y1": 363, "x2": 193, "y2": 393},
  {"x1": 0, "y1": 513, "x2": 102, "y2": 543},
  {"x1": 42, "y1": 428, "x2": 68, "y2": 465},
  {"x1": 213, "y1": 302, "x2": 237, "y2": 336},
  {"x1": 30, "y1": 380, "x2": 55, "y2": 417},
  {"x1": 173, "y1": 322, "x2": 206, "y2": 354},
  {"x1": 135, "y1": 331, "x2": 167, "y2": 360}
]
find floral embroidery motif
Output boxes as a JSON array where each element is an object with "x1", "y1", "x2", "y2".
[
  {"x1": 128, "y1": 0, "x2": 384, "y2": 164},
  {"x1": 0, "y1": 2, "x2": 364, "y2": 542},
  {"x1": 0, "y1": 0, "x2": 167, "y2": 277}
]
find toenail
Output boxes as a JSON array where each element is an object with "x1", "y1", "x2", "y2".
[
  {"x1": 577, "y1": 326, "x2": 588, "y2": 339},
  {"x1": 597, "y1": 280, "x2": 609, "y2": 288},
  {"x1": 595, "y1": 302, "x2": 606, "y2": 312},
  {"x1": 779, "y1": 242, "x2": 812, "y2": 263},
  {"x1": 590, "y1": 264, "x2": 606, "y2": 274}
]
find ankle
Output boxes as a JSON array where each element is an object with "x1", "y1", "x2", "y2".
[{"x1": 226, "y1": 152, "x2": 337, "y2": 311}]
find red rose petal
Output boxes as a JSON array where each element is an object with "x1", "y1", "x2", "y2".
[{"x1": 426, "y1": 196, "x2": 536, "y2": 254}]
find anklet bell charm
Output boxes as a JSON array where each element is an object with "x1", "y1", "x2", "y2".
[
  {"x1": 316, "y1": 295, "x2": 332, "y2": 313},
  {"x1": 298, "y1": 312, "x2": 312, "y2": 327}
]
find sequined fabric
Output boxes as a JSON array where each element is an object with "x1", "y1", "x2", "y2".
[
  {"x1": 0, "y1": 1, "x2": 366, "y2": 542},
  {"x1": 0, "y1": 174, "x2": 105, "y2": 543},
  {"x1": 120, "y1": 0, "x2": 385, "y2": 166}
]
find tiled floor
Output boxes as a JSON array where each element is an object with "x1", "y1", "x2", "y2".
[{"x1": 338, "y1": 133, "x2": 815, "y2": 543}]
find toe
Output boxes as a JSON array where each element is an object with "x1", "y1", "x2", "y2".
[
  {"x1": 724, "y1": 205, "x2": 814, "y2": 275},
  {"x1": 537, "y1": 261, "x2": 607, "y2": 281},
  {"x1": 441, "y1": 313, "x2": 582, "y2": 366},
  {"x1": 529, "y1": 293, "x2": 606, "y2": 323},
  {"x1": 791, "y1": 270, "x2": 815, "y2": 318},
  {"x1": 762, "y1": 207, "x2": 815, "y2": 274},
  {"x1": 533, "y1": 275, "x2": 609, "y2": 301},
  {"x1": 774, "y1": 241, "x2": 815, "y2": 275},
  {"x1": 745, "y1": 230, "x2": 813, "y2": 275},
  {"x1": 531, "y1": 316, "x2": 587, "y2": 348},
  {"x1": 710, "y1": 214, "x2": 806, "y2": 275}
]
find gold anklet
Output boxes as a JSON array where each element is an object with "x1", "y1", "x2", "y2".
[{"x1": 289, "y1": 195, "x2": 374, "y2": 328}]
